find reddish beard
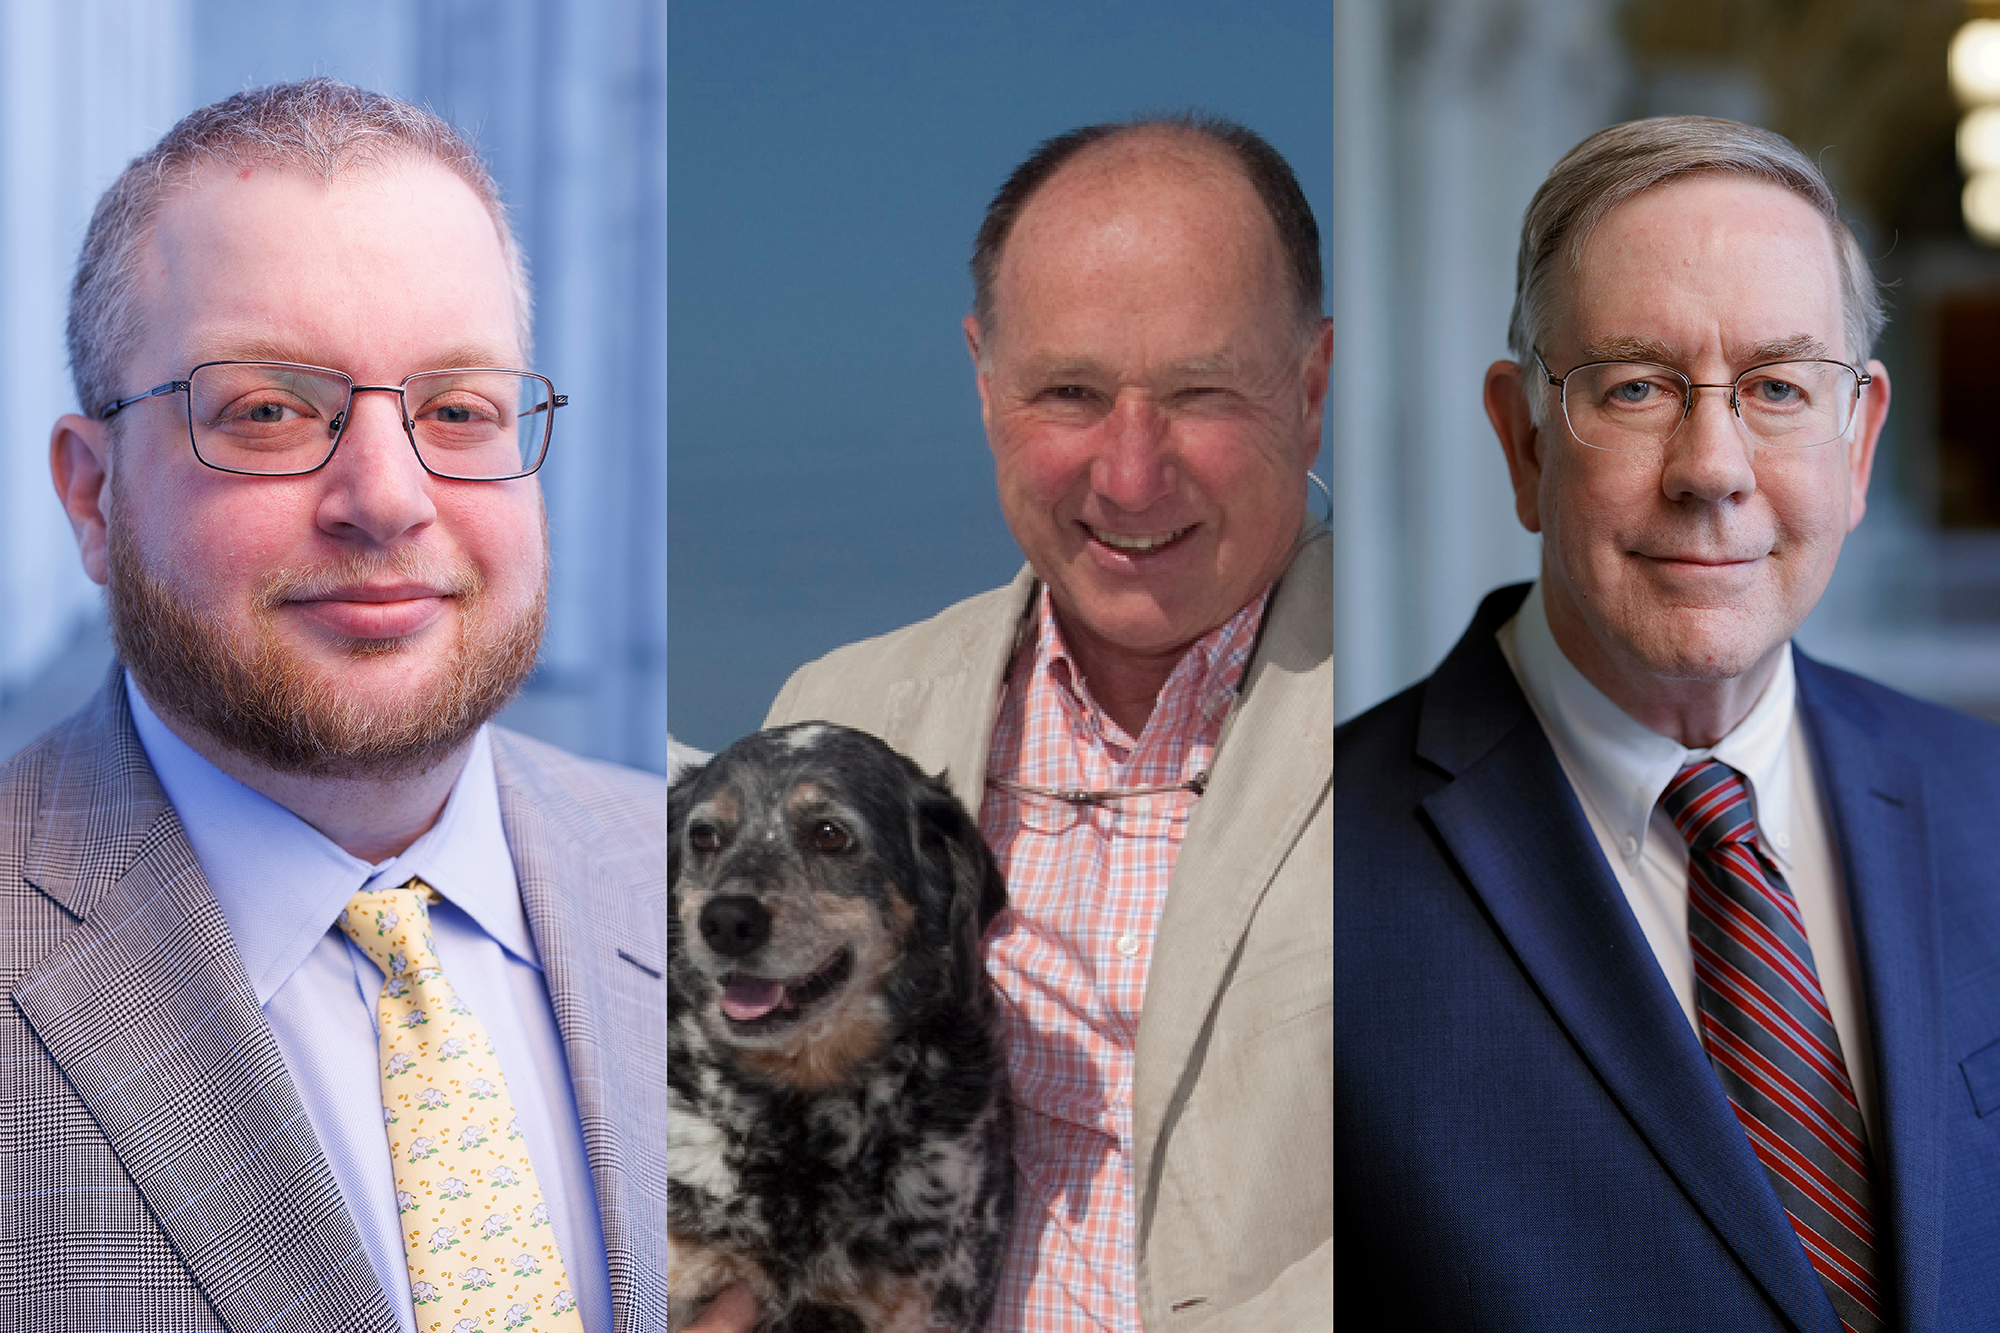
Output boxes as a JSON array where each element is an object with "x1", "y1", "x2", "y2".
[{"x1": 105, "y1": 517, "x2": 546, "y2": 780}]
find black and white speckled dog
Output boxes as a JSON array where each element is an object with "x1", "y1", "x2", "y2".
[{"x1": 666, "y1": 722, "x2": 1013, "y2": 1333}]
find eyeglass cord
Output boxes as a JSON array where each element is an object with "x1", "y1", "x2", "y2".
[{"x1": 985, "y1": 771, "x2": 1209, "y2": 807}]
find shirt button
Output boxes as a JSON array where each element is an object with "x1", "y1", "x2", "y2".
[
  {"x1": 1774, "y1": 831, "x2": 1791, "y2": 850},
  {"x1": 1116, "y1": 934, "x2": 1140, "y2": 957},
  {"x1": 1622, "y1": 835, "x2": 1639, "y2": 856}
]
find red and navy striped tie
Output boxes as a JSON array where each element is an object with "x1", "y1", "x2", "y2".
[{"x1": 1662, "y1": 759, "x2": 1882, "y2": 1333}]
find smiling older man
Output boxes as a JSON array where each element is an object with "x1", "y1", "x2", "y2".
[
  {"x1": 747, "y1": 116, "x2": 1332, "y2": 1332},
  {"x1": 1, "y1": 80, "x2": 663, "y2": 1331},
  {"x1": 1337, "y1": 116, "x2": 2000, "y2": 1330}
]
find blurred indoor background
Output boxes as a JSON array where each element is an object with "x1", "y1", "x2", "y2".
[
  {"x1": 0, "y1": 0, "x2": 668, "y2": 773},
  {"x1": 9, "y1": 2, "x2": 1994, "y2": 767},
  {"x1": 1335, "y1": 0, "x2": 2000, "y2": 721}
]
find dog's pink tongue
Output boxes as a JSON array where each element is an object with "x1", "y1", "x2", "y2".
[{"x1": 721, "y1": 977, "x2": 787, "y2": 1021}]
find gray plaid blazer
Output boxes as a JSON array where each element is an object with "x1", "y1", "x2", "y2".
[{"x1": 0, "y1": 671, "x2": 667, "y2": 1332}]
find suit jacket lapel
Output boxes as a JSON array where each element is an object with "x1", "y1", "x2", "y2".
[
  {"x1": 1130, "y1": 536, "x2": 1332, "y2": 1210},
  {"x1": 1797, "y1": 655, "x2": 1942, "y2": 1333},
  {"x1": 11, "y1": 676, "x2": 394, "y2": 1332},
  {"x1": 494, "y1": 735, "x2": 669, "y2": 1333},
  {"x1": 1417, "y1": 587, "x2": 1839, "y2": 1333}
]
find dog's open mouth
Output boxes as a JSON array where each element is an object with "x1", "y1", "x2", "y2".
[{"x1": 718, "y1": 948, "x2": 854, "y2": 1028}]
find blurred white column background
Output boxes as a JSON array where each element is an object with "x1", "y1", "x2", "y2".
[
  {"x1": 0, "y1": 0, "x2": 189, "y2": 753},
  {"x1": 1332, "y1": 0, "x2": 1627, "y2": 718},
  {"x1": 0, "y1": 0, "x2": 669, "y2": 774}
]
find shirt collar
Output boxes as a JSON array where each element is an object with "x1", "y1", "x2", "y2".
[
  {"x1": 126, "y1": 673, "x2": 535, "y2": 1004},
  {"x1": 1032, "y1": 584, "x2": 1265, "y2": 750},
  {"x1": 1502, "y1": 581, "x2": 1798, "y2": 873}
]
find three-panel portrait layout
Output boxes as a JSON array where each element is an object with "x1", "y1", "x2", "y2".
[{"x1": 3, "y1": 5, "x2": 2000, "y2": 1332}]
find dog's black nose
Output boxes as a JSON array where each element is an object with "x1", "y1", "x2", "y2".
[{"x1": 699, "y1": 895, "x2": 772, "y2": 958}]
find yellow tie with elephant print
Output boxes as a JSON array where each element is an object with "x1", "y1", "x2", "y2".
[{"x1": 339, "y1": 879, "x2": 584, "y2": 1333}]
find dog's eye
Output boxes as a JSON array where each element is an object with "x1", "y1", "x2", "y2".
[
  {"x1": 809, "y1": 820, "x2": 852, "y2": 854},
  {"x1": 688, "y1": 822, "x2": 722, "y2": 854}
]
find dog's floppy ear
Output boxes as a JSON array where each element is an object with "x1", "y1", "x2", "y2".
[
  {"x1": 916, "y1": 771, "x2": 1007, "y2": 1006},
  {"x1": 667, "y1": 761, "x2": 706, "y2": 901}
]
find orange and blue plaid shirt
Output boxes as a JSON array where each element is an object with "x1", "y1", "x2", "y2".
[{"x1": 979, "y1": 585, "x2": 1266, "y2": 1333}]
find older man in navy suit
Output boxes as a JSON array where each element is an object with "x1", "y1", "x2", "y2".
[{"x1": 1337, "y1": 116, "x2": 2000, "y2": 1330}]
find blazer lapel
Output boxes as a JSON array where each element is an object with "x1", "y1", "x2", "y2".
[
  {"x1": 494, "y1": 735, "x2": 669, "y2": 1333},
  {"x1": 879, "y1": 564, "x2": 1035, "y2": 814},
  {"x1": 1417, "y1": 587, "x2": 1839, "y2": 1333},
  {"x1": 1797, "y1": 655, "x2": 1942, "y2": 1333},
  {"x1": 1130, "y1": 536, "x2": 1332, "y2": 1211},
  {"x1": 11, "y1": 679, "x2": 394, "y2": 1332}
]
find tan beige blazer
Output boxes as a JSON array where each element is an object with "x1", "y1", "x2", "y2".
[{"x1": 766, "y1": 533, "x2": 1332, "y2": 1332}]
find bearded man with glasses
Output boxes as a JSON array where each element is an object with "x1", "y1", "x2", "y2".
[
  {"x1": 1337, "y1": 116, "x2": 2000, "y2": 1330},
  {"x1": 0, "y1": 80, "x2": 663, "y2": 1331}
]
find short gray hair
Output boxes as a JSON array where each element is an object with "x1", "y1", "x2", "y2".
[
  {"x1": 1508, "y1": 116, "x2": 1885, "y2": 370},
  {"x1": 69, "y1": 76, "x2": 529, "y2": 419}
]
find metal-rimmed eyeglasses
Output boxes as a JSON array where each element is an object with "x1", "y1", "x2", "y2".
[
  {"x1": 99, "y1": 360, "x2": 566, "y2": 480},
  {"x1": 1534, "y1": 350, "x2": 1871, "y2": 453}
]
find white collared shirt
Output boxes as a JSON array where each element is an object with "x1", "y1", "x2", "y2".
[
  {"x1": 1496, "y1": 583, "x2": 1878, "y2": 1141},
  {"x1": 126, "y1": 677, "x2": 613, "y2": 1333}
]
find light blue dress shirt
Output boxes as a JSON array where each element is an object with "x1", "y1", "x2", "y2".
[{"x1": 127, "y1": 677, "x2": 613, "y2": 1333}]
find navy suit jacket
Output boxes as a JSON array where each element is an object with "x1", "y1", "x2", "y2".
[{"x1": 1336, "y1": 584, "x2": 2000, "y2": 1332}]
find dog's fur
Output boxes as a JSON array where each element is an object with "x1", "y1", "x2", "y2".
[{"x1": 667, "y1": 723, "x2": 1013, "y2": 1333}]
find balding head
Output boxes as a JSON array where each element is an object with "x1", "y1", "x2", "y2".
[
  {"x1": 970, "y1": 115, "x2": 1322, "y2": 345},
  {"x1": 984, "y1": 130, "x2": 1297, "y2": 370}
]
